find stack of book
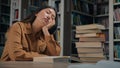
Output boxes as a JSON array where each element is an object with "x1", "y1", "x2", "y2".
[{"x1": 75, "y1": 24, "x2": 106, "y2": 63}]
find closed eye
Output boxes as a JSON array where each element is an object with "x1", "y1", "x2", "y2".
[{"x1": 46, "y1": 10, "x2": 51, "y2": 14}]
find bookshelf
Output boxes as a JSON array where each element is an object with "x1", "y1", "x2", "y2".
[
  {"x1": 63, "y1": 0, "x2": 95, "y2": 62},
  {"x1": 0, "y1": 0, "x2": 10, "y2": 57},
  {"x1": 62, "y1": 0, "x2": 110, "y2": 63},
  {"x1": 10, "y1": 0, "x2": 21, "y2": 25},
  {"x1": 109, "y1": 0, "x2": 120, "y2": 61},
  {"x1": 94, "y1": 0, "x2": 109, "y2": 60}
]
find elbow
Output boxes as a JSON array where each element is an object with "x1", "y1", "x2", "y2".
[{"x1": 49, "y1": 50, "x2": 61, "y2": 56}]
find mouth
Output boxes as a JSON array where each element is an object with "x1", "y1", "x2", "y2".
[{"x1": 44, "y1": 18, "x2": 49, "y2": 24}]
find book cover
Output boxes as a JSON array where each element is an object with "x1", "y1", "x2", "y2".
[
  {"x1": 78, "y1": 53, "x2": 104, "y2": 58},
  {"x1": 76, "y1": 29, "x2": 102, "y2": 34},
  {"x1": 75, "y1": 33, "x2": 105, "y2": 38},
  {"x1": 33, "y1": 56, "x2": 70, "y2": 63},
  {"x1": 79, "y1": 57, "x2": 105, "y2": 63},
  {"x1": 75, "y1": 42, "x2": 103, "y2": 48},
  {"x1": 76, "y1": 24, "x2": 105, "y2": 30},
  {"x1": 77, "y1": 47, "x2": 103, "y2": 53},
  {"x1": 79, "y1": 37, "x2": 105, "y2": 42}
]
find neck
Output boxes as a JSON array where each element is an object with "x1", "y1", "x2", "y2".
[{"x1": 32, "y1": 21, "x2": 39, "y2": 34}]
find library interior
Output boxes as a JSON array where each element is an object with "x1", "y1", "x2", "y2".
[{"x1": 0, "y1": 0, "x2": 120, "y2": 68}]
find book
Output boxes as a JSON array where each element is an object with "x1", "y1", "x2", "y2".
[
  {"x1": 79, "y1": 37, "x2": 105, "y2": 42},
  {"x1": 76, "y1": 29, "x2": 102, "y2": 34},
  {"x1": 75, "y1": 33, "x2": 105, "y2": 38},
  {"x1": 77, "y1": 47, "x2": 103, "y2": 53},
  {"x1": 75, "y1": 42, "x2": 103, "y2": 48},
  {"x1": 70, "y1": 56, "x2": 81, "y2": 62},
  {"x1": 33, "y1": 56, "x2": 70, "y2": 63},
  {"x1": 76, "y1": 24, "x2": 105, "y2": 30},
  {"x1": 79, "y1": 57, "x2": 105, "y2": 63},
  {"x1": 78, "y1": 53, "x2": 104, "y2": 57}
]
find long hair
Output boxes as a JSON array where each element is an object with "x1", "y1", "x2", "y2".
[{"x1": 21, "y1": 6, "x2": 58, "y2": 34}]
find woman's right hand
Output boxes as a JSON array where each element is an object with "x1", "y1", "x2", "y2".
[{"x1": 42, "y1": 26, "x2": 50, "y2": 36}]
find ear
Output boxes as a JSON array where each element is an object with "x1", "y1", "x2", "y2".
[{"x1": 35, "y1": 13, "x2": 38, "y2": 16}]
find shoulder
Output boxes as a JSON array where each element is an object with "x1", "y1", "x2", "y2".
[
  {"x1": 12, "y1": 22, "x2": 24, "y2": 28},
  {"x1": 10, "y1": 22, "x2": 26, "y2": 30},
  {"x1": 5, "y1": 22, "x2": 25, "y2": 38}
]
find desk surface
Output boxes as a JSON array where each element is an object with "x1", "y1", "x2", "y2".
[{"x1": 0, "y1": 61, "x2": 70, "y2": 68}]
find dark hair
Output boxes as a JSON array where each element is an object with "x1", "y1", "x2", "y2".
[{"x1": 21, "y1": 6, "x2": 58, "y2": 34}]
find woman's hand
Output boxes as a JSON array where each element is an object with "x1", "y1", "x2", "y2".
[
  {"x1": 46, "y1": 19, "x2": 55, "y2": 29},
  {"x1": 42, "y1": 20, "x2": 55, "y2": 36},
  {"x1": 42, "y1": 26, "x2": 50, "y2": 36}
]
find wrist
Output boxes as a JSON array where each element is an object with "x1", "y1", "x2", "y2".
[{"x1": 42, "y1": 26, "x2": 50, "y2": 36}]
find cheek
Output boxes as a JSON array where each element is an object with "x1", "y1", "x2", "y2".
[{"x1": 53, "y1": 20, "x2": 55, "y2": 25}]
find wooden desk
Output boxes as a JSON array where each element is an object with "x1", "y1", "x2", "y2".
[{"x1": 0, "y1": 61, "x2": 69, "y2": 68}]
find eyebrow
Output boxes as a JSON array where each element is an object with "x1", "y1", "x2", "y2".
[{"x1": 48, "y1": 9, "x2": 56, "y2": 17}]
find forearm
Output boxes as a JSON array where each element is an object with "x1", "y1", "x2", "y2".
[
  {"x1": 44, "y1": 35, "x2": 61, "y2": 56},
  {"x1": 15, "y1": 50, "x2": 48, "y2": 61},
  {"x1": 42, "y1": 26, "x2": 61, "y2": 56}
]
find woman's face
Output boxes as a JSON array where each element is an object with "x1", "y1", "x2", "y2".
[{"x1": 34, "y1": 8, "x2": 56, "y2": 32}]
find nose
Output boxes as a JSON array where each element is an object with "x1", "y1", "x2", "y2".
[{"x1": 47, "y1": 16, "x2": 50, "y2": 20}]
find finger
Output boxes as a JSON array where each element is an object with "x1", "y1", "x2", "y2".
[{"x1": 47, "y1": 21, "x2": 55, "y2": 29}]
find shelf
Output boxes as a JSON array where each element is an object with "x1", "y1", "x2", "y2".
[
  {"x1": 0, "y1": 32, "x2": 5, "y2": 34},
  {"x1": 114, "y1": 39, "x2": 120, "y2": 41},
  {"x1": 96, "y1": 2, "x2": 109, "y2": 5},
  {"x1": 72, "y1": 10, "x2": 93, "y2": 17},
  {"x1": 114, "y1": 3, "x2": 120, "y2": 6},
  {"x1": 29, "y1": 5, "x2": 39, "y2": 9},
  {"x1": 114, "y1": 58, "x2": 120, "y2": 61},
  {"x1": 0, "y1": 13, "x2": 10, "y2": 16},
  {"x1": 57, "y1": 26, "x2": 61, "y2": 29},
  {"x1": 53, "y1": 0, "x2": 60, "y2": 1},
  {"x1": 114, "y1": 21, "x2": 120, "y2": 24},
  {"x1": 95, "y1": 14, "x2": 109, "y2": 17},
  {"x1": 105, "y1": 41, "x2": 109, "y2": 43},
  {"x1": 57, "y1": 12, "x2": 61, "y2": 15},
  {"x1": 0, "y1": 22, "x2": 9, "y2": 26},
  {"x1": 0, "y1": 3, "x2": 10, "y2": 7},
  {"x1": 13, "y1": 19, "x2": 19, "y2": 21},
  {"x1": 81, "y1": 0, "x2": 94, "y2": 5}
]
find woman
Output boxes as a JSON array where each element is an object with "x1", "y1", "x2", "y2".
[{"x1": 0, "y1": 6, "x2": 61, "y2": 61}]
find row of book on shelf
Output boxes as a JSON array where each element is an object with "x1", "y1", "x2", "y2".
[
  {"x1": 96, "y1": 4, "x2": 109, "y2": 15},
  {"x1": 71, "y1": 0, "x2": 109, "y2": 15},
  {"x1": 74, "y1": 24, "x2": 106, "y2": 63},
  {"x1": 72, "y1": 13, "x2": 109, "y2": 29},
  {"x1": 112, "y1": 0, "x2": 120, "y2": 59},
  {"x1": 114, "y1": 7, "x2": 120, "y2": 21},
  {"x1": 114, "y1": 26, "x2": 120, "y2": 39},
  {"x1": 114, "y1": 44, "x2": 120, "y2": 58},
  {"x1": 71, "y1": 0, "x2": 94, "y2": 15},
  {"x1": 96, "y1": 17, "x2": 109, "y2": 28}
]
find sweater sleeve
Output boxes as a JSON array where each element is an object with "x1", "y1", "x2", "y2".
[
  {"x1": 4, "y1": 23, "x2": 48, "y2": 61},
  {"x1": 44, "y1": 35, "x2": 61, "y2": 56}
]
